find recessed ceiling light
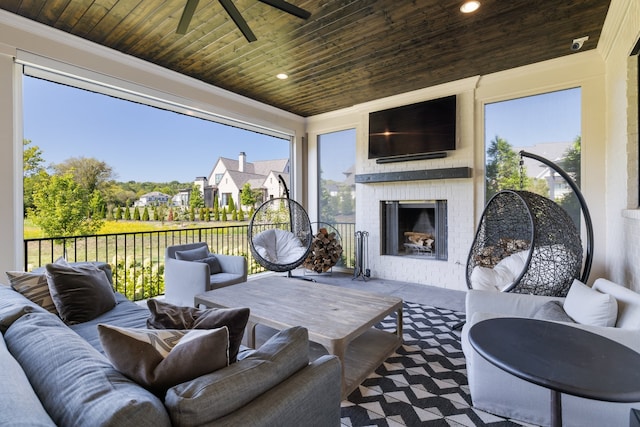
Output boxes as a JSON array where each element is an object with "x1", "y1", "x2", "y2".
[
  {"x1": 276, "y1": 73, "x2": 289, "y2": 80},
  {"x1": 460, "y1": 1, "x2": 480, "y2": 13}
]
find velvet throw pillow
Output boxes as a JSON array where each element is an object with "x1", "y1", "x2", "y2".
[
  {"x1": 194, "y1": 255, "x2": 222, "y2": 274},
  {"x1": 174, "y1": 246, "x2": 209, "y2": 261},
  {"x1": 45, "y1": 263, "x2": 117, "y2": 325},
  {"x1": 98, "y1": 324, "x2": 229, "y2": 396},
  {"x1": 147, "y1": 299, "x2": 249, "y2": 362}
]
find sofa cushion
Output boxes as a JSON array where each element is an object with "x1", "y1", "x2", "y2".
[
  {"x1": 0, "y1": 284, "x2": 49, "y2": 333},
  {"x1": 45, "y1": 262, "x2": 117, "y2": 324},
  {"x1": 5, "y1": 271, "x2": 58, "y2": 315},
  {"x1": 98, "y1": 324, "x2": 229, "y2": 396},
  {"x1": 4, "y1": 310, "x2": 171, "y2": 427},
  {"x1": 147, "y1": 299, "x2": 249, "y2": 362},
  {"x1": 592, "y1": 278, "x2": 640, "y2": 329},
  {"x1": 0, "y1": 331, "x2": 56, "y2": 426},
  {"x1": 174, "y1": 245, "x2": 209, "y2": 261},
  {"x1": 71, "y1": 292, "x2": 151, "y2": 354},
  {"x1": 164, "y1": 326, "x2": 310, "y2": 426},
  {"x1": 564, "y1": 279, "x2": 618, "y2": 327},
  {"x1": 470, "y1": 251, "x2": 527, "y2": 291},
  {"x1": 253, "y1": 229, "x2": 308, "y2": 264},
  {"x1": 532, "y1": 300, "x2": 575, "y2": 323},
  {"x1": 194, "y1": 255, "x2": 222, "y2": 274}
]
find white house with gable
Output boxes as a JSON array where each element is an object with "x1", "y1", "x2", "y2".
[{"x1": 198, "y1": 152, "x2": 289, "y2": 210}]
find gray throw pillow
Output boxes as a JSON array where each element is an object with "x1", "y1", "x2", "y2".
[
  {"x1": 45, "y1": 263, "x2": 117, "y2": 325},
  {"x1": 175, "y1": 246, "x2": 209, "y2": 261},
  {"x1": 146, "y1": 299, "x2": 249, "y2": 363},
  {"x1": 194, "y1": 255, "x2": 222, "y2": 274},
  {"x1": 532, "y1": 300, "x2": 576, "y2": 323},
  {"x1": 98, "y1": 324, "x2": 229, "y2": 396}
]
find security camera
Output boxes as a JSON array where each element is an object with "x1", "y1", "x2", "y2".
[{"x1": 571, "y1": 36, "x2": 589, "y2": 52}]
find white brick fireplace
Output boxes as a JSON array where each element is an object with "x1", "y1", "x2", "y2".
[
  {"x1": 355, "y1": 174, "x2": 475, "y2": 291},
  {"x1": 308, "y1": 81, "x2": 480, "y2": 291}
]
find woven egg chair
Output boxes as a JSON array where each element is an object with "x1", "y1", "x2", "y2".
[
  {"x1": 248, "y1": 178, "x2": 313, "y2": 276},
  {"x1": 465, "y1": 151, "x2": 593, "y2": 297}
]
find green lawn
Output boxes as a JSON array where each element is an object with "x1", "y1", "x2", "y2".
[{"x1": 23, "y1": 218, "x2": 248, "y2": 239}]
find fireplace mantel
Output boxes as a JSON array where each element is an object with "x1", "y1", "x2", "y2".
[{"x1": 355, "y1": 167, "x2": 472, "y2": 184}]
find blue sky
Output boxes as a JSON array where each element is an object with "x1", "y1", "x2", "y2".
[
  {"x1": 484, "y1": 87, "x2": 581, "y2": 148},
  {"x1": 23, "y1": 76, "x2": 291, "y2": 183}
]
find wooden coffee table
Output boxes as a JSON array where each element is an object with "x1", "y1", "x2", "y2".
[{"x1": 195, "y1": 276, "x2": 403, "y2": 398}]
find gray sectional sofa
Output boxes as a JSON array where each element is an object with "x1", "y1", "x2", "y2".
[
  {"x1": 0, "y1": 281, "x2": 342, "y2": 426},
  {"x1": 461, "y1": 278, "x2": 640, "y2": 427}
]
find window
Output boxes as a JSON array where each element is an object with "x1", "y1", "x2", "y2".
[
  {"x1": 484, "y1": 88, "x2": 581, "y2": 226},
  {"x1": 318, "y1": 129, "x2": 356, "y2": 224},
  {"x1": 22, "y1": 69, "x2": 291, "y2": 229}
]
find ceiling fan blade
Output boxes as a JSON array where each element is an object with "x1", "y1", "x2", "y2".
[
  {"x1": 218, "y1": 0, "x2": 257, "y2": 43},
  {"x1": 176, "y1": 0, "x2": 200, "y2": 34},
  {"x1": 258, "y1": 0, "x2": 311, "y2": 20}
]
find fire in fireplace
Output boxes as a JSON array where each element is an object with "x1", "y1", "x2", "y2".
[{"x1": 381, "y1": 200, "x2": 447, "y2": 260}]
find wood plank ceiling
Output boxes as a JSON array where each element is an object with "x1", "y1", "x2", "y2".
[{"x1": 0, "y1": 0, "x2": 611, "y2": 117}]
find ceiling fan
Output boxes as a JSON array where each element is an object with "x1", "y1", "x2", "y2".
[{"x1": 176, "y1": 0, "x2": 311, "y2": 42}]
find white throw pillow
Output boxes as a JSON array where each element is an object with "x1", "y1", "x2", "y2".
[
  {"x1": 563, "y1": 279, "x2": 618, "y2": 327},
  {"x1": 470, "y1": 251, "x2": 527, "y2": 291}
]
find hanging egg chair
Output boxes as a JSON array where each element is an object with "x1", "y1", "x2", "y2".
[
  {"x1": 248, "y1": 175, "x2": 313, "y2": 276},
  {"x1": 466, "y1": 151, "x2": 593, "y2": 297}
]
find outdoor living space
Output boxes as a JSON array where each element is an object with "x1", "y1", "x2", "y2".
[{"x1": 2, "y1": 1, "x2": 640, "y2": 427}]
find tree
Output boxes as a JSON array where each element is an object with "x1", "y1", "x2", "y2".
[
  {"x1": 142, "y1": 206, "x2": 150, "y2": 221},
  {"x1": 189, "y1": 206, "x2": 195, "y2": 221},
  {"x1": 23, "y1": 139, "x2": 47, "y2": 216},
  {"x1": 227, "y1": 195, "x2": 235, "y2": 213},
  {"x1": 557, "y1": 136, "x2": 582, "y2": 228},
  {"x1": 51, "y1": 157, "x2": 115, "y2": 194},
  {"x1": 168, "y1": 208, "x2": 174, "y2": 222},
  {"x1": 485, "y1": 135, "x2": 531, "y2": 201},
  {"x1": 205, "y1": 208, "x2": 211, "y2": 221},
  {"x1": 114, "y1": 206, "x2": 122, "y2": 220},
  {"x1": 221, "y1": 207, "x2": 228, "y2": 221},
  {"x1": 240, "y1": 183, "x2": 257, "y2": 209},
  {"x1": 23, "y1": 139, "x2": 45, "y2": 175},
  {"x1": 29, "y1": 172, "x2": 103, "y2": 237},
  {"x1": 319, "y1": 180, "x2": 337, "y2": 223},
  {"x1": 213, "y1": 197, "x2": 220, "y2": 221},
  {"x1": 189, "y1": 185, "x2": 204, "y2": 210},
  {"x1": 124, "y1": 205, "x2": 131, "y2": 220},
  {"x1": 133, "y1": 206, "x2": 141, "y2": 220},
  {"x1": 338, "y1": 185, "x2": 354, "y2": 216}
]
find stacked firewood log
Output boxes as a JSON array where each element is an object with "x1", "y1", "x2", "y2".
[{"x1": 303, "y1": 227, "x2": 343, "y2": 273}]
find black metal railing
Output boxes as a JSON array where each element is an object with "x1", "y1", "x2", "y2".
[{"x1": 24, "y1": 222, "x2": 356, "y2": 301}]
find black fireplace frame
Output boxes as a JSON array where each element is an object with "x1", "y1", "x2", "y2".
[{"x1": 380, "y1": 200, "x2": 448, "y2": 260}]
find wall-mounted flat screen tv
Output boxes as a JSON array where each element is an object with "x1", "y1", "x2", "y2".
[{"x1": 368, "y1": 95, "x2": 457, "y2": 159}]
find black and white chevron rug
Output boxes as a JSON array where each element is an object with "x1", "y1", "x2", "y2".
[{"x1": 340, "y1": 301, "x2": 526, "y2": 427}]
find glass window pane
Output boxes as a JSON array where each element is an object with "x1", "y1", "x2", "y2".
[
  {"x1": 484, "y1": 88, "x2": 581, "y2": 226},
  {"x1": 318, "y1": 129, "x2": 356, "y2": 225}
]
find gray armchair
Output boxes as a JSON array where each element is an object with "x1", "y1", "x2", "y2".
[{"x1": 164, "y1": 242, "x2": 247, "y2": 307}]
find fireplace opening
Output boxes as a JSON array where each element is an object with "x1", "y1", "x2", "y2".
[{"x1": 381, "y1": 200, "x2": 447, "y2": 260}]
